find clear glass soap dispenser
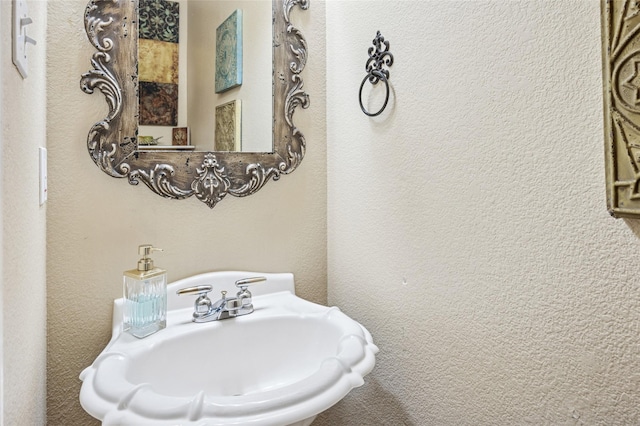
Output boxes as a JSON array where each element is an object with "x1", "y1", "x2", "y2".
[{"x1": 123, "y1": 245, "x2": 167, "y2": 338}]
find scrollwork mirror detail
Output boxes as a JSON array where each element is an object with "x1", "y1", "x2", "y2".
[{"x1": 81, "y1": 0, "x2": 309, "y2": 208}]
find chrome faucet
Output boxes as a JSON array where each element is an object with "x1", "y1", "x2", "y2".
[{"x1": 176, "y1": 277, "x2": 266, "y2": 322}]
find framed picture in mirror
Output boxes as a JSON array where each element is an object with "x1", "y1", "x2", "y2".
[
  {"x1": 215, "y1": 9, "x2": 243, "y2": 94},
  {"x1": 172, "y1": 127, "x2": 189, "y2": 146},
  {"x1": 215, "y1": 100, "x2": 242, "y2": 152}
]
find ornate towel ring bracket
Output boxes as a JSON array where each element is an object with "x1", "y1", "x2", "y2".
[{"x1": 359, "y1": 31, "x2": 394, "y2": 117}]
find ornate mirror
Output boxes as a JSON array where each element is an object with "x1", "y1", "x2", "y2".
[{"x1": 81, "y1": 0, "x2": 309, "y2": 208}]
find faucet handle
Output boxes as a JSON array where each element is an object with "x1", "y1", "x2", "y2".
[
  {"x1": 234, "y1": 276, "x2": 266, "y2": 289},
  {"x1": 177, "y1": 285, "x2": 214, "y2": 319},
  {"x1": 176, "y1": 285, "x2": 213, "y2": 296},
  {"x1": 234, "y1": 277, "x2": 266, "y2": 309}
]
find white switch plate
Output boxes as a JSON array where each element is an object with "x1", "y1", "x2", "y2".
[
  {"x1": 12, "y1": 0, "x2": 35, "y2": 79},
  {"x1": 39, "y1": 147, "x2": 47, "y2": 205}
]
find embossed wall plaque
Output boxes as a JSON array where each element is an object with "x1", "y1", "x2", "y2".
[
  {"x1": 601, "y1": 0, "x2": 640, "y2": 218},
  {"x1": 215, "y1": 100, "x2": 242, "y2": 152}
]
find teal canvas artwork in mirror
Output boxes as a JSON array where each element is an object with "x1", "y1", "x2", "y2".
[{"x1": 215, "y1": 10, "x2": 243, "y2": 93}]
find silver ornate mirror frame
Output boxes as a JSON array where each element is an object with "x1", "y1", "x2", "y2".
[{"x1": 81, "y1": 0, "x2": 309, "y2": 208}]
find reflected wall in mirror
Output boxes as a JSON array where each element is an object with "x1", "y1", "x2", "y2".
[
  {"x1": 137, "y1": 0, "x2": 272, "y2": 152},
  {"x1": 81, "y1": 0, "x2": 309, "y2": 208}
]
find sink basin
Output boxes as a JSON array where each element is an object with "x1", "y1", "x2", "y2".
[{"x1": 79, "y1": 272, "x2": 378, "y2": 425}]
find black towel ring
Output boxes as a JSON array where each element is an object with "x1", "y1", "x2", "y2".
[
  {"x1": 359, "y1": 71, "x2": 390, "y2": 117},
  {"x1": 359, "y1": 31, "x2": 394, "y2": 117}
]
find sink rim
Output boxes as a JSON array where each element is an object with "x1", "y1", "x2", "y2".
[{"x1": 79, "y1": 272, "x2": 378, "y2": 426}]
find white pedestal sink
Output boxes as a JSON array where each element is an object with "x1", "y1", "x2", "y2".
[{"x1": 79, "y1": 271, "x2": 378, "y2": 425}]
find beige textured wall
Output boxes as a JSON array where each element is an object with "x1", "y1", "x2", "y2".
[
  {"x1": 1, "y1": 0, "x2": 48, "y2": 424},
  {"x1": 46, "y1": 1, "x2": 326, "y2": 424},
  {"x1": 323, "y1": 0, "x2": 640, "y2": 424}
]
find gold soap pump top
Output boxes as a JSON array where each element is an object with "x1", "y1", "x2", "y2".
[
  {"x1": 137, "y1": 244, "x2": 163, "y2": 271},
  {"x1": 124, "y1": 244, "x2": 165, "y2": 279}
]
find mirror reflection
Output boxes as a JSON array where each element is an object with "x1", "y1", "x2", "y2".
[{"x1": 137, "y1": 0, "x2": 273, "y2": 153}]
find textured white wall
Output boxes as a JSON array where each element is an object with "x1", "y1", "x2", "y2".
[
  {"x1": 1, "y1": 0, "x2": 48, "y2": 424},
  {"x1": 46, "y1": 1, "x2": 325, "y2": 424},
  {"x1": 323, "y1": 0, "x2": 640, "y2": 424}
]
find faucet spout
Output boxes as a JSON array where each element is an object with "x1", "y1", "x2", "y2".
[{"x1": 207, "y1": 291, "x2": 229, "y2": 321}]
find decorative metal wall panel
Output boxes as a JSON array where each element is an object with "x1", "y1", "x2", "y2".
[{"x1": 602, "y1": 0, "x2": 640, "y2": 218}]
